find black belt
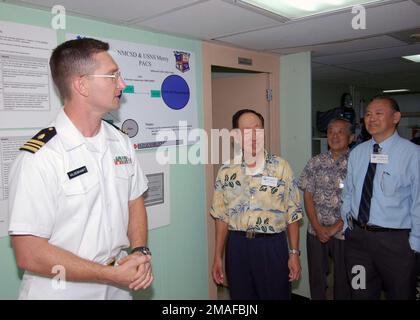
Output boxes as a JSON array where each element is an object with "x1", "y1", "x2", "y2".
[
  {"x1": 229, "y1": 230, "x2": 281, "y2": 239},
  {"x1": 353, "y1": 219, "x2": 410, "y2": 232}
]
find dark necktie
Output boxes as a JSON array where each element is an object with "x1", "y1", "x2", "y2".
[{"x1": 358, "y1": 143, "x2": 380, "y2": 226}]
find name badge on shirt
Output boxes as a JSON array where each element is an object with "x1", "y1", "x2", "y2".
[
  {"x1": 371, "y1": 154, "x2": 388, "y2": 164},
  {"x1": 67, "y1": 166, "x2": 88, "y2": 179},
  {"x1": 261, "y1": 176, "x2": 278, "y2": 187}
]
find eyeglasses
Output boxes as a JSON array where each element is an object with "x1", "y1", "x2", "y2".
[{"x1": 84, "y1": 71, "x2": 122, "y2": 81}]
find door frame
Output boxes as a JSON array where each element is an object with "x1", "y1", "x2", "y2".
[{"x1": 202, "y1": 41, "x2": 280, "y2": 299}]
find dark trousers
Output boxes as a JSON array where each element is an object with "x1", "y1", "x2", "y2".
[
  {"x1": 225, "y1": 231, "x2": 291, "y2": 300},
  {"x1": 344, "y1": 225, "x2": 416, "y2": 300},
  {"x1": 416, "y1": 252, "x2": 420, "y2": 300},
  {"x1": 417, "y1": 252, "x2": 420, "y2": 275},
  {"x1": 307, "y1": 232, "x2": 351, "y2": 300}
]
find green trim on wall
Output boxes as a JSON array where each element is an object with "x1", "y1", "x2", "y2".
[{"x1": 280, "y1": 52, "x2": 312, "y2": 298}]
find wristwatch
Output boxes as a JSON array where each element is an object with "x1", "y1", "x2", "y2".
[
  {"x1": 131, "y1": 246, "x2": 152, "y2": 256},
  {"x1": 289, "y1": 249, "x2": 301, "y2": 256}
]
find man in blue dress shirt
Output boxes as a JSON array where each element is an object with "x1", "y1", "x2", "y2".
[{"x1": 341, "y1": 96, "x2": 420, "y2": 300}]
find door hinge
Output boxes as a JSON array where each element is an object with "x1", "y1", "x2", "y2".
[{"x1": 266, "y1": 89, "x2": 272, "y2": 102}]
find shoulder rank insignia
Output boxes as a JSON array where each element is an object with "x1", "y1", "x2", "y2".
[
  {"x1": 103, "y1": 119, "x2": 127, "y2": 135},
  {"x1": 20, "y1": 127, "x2": 57, "y2": 154}
]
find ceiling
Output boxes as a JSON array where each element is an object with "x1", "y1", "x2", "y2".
[{"x1": 4, "y1": 0, "x2": 420, "y2": 91}]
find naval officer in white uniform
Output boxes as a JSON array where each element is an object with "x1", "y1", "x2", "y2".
[{"x1": 8, "y1": 38, "x2": 153, "y2": 299}]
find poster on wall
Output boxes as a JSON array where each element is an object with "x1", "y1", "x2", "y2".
[
  {"x1": 137, "y1": 151, "x2": 170, "y2": 230},
  {"x1": 0, "y1": 21, "x2": 60, "y2": 129},
  {"x1": 67, "y1": 34, "x2": 198, "y2": 150},
  {"x1": 0, "y1": 128, "x2": 38, "y2": 238}
]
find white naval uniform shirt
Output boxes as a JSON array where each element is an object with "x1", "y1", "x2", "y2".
[{"x1": 8, "y1": 109, "x2": 148, "y2": 299}]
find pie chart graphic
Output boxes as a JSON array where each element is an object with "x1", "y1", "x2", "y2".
[
  {"x1": 122, "y1": 119, "x2": 139, "y2": 138},
  {"x1": 161, "y1": 75, "x2": 190, "y2": 110}
]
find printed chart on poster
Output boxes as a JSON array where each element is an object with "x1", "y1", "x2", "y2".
[
  {"x1": 0, "y1": 21, "x2": 60, "y2": 129},
  {"x1": 137, "y1": 151, "x2": 170, "y2": 230},
  {"x1": 67, "y1": 34, "x2": 198, "y2": 150},
  {"x1": 0, "y1": 128, "x2": 38, "y2": 238}
]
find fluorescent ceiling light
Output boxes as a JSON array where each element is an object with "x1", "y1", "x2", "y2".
[
  {"x1": 236, "y1": 0, "x2": 383, "y2": 19},
  {"x1": 382, "y1": 89, "x2": 410, "y2": 93},
  {"x1": 402, "y1": 54, "x2": 420, "y2": 63}
]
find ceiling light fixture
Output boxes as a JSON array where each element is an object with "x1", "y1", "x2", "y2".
[
  {"x1": 235, "y1": 0, "x2": 384, "y2": 19},
  {"x1": 382, "y1": 89, "x2": 410, "y2": 93},
  {"x1": 402, "y1": 54, "x2": 420, "y2": 63}
]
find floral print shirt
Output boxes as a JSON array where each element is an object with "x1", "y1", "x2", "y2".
[
  {"x1": 298, "y1": 150, "x2": 349, "y2": 240},
  {"x1": 210, "y1": 152, "x2": 303, "y2": 233}
]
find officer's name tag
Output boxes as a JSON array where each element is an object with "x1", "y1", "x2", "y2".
[
  {"x1": 67, "y1": 166, "x2": 88, "y2": 179},
  {"x1": 261, "y1": 176, "x2": 278, "y2": 187},
  {"x1": 371, "y1": 154, "x2": 388, "y2": 164}
]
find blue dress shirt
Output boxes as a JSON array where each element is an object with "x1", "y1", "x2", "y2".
[{"x1": 341, "y1": 131, "x2": 420, "y2": 251}]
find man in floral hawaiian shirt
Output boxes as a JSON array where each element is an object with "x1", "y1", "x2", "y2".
[
  {"x1": 210, "y1": 109, "x2": 303, "y2": 300},
  {"x1": 298, "y1": 118, "x2": 354, "y2": 300}
]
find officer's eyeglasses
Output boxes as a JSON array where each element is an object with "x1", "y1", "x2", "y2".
[{"x1": 85, "y1": 71, "x2": 122, "y2": 82}]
